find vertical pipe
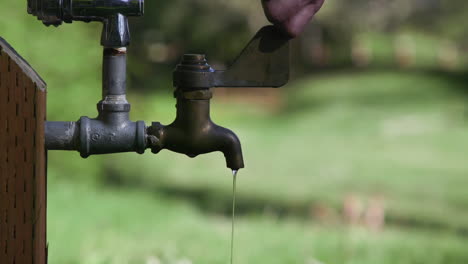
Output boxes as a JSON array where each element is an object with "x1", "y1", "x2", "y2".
[{"x1": 102, "y1": 47, "x2": 127, "y2": 98}]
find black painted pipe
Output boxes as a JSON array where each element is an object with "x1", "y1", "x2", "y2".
[
  {"x1": 45, "y1": 121, "x2": 78, "y2": 150},
  {"x1": 45, "y1": 47, "x2": 147, "y2": 157},
  {"x1": 27, "y1": 0, "x2": 144, "y2": 47}
]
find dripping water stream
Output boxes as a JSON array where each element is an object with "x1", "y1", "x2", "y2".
[{"x1": 230, "y1": 170, "x2": 238, "y2": 264}]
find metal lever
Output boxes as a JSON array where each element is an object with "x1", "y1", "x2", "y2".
[
  {"x1": 213, "y1": 25, "x2": 290, "y2": 88},
  {"x1": 173, "y1": 25, "x2": 290, "y2": 90}
]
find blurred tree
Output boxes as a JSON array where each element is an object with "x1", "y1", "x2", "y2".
[
  {"x1": 298, "y1": 0, "x2": 468, "y2": 68},
  {"x1": 126, "y1": 0, "x2": 468, "y2": 88}
]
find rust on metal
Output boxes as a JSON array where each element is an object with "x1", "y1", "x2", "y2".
[
  {"x1": 0, "y1": 37, "x2": 47, "y2": 264},
  {"x1": 103, "y1": 47, "x2": 127, "y2": 56}
]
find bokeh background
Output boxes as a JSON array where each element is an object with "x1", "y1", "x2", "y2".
[{"x1": 2, "y1": 0, "x2": 468, "y2": 263}]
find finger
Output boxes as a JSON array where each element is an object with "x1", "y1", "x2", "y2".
[
  {"x1": 262, "y1": 0, "x2": 325, "y2": 37},
  {"x1": 262, "y1": 0, "x2": 308, "y2": 23},
  {"x1": 282, "y1": 2, "x2": 323, "y2": 37}
]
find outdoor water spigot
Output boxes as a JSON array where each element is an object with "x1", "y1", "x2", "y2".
[
  {"x1": 148, "y1": 26, "x2": 291, "y2": 170},
  {"x1": 27, "y1": 0, "x2": 144, "y2": 47},
  {"x1": 33, "y1": 0, "x2": 290, "y2": 171},
  {"x1": 148, "y1": 55, "x2": 245, "y2": 170}
]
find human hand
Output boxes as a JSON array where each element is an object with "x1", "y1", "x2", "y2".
[{"x1": 262, "y1": 0, "x2": 325, "y2": 38}]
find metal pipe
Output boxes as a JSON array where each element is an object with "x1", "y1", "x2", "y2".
[
  {"x1": 27, "y1": 0, "x2": 144, "y2": 25},
  {"x1": 65, "y1": 0, "x2": 144, "y2": 19},
  {"x1": 32, "y1": 0, "x2": 149, "y2": 157},
  {"x1": 45, "y1": 121, "x2": 78, "y2": 150},
  {"x1": 77, "y1": 117, "x2": 146, "y2": 157},
  {"x1": 44, "y1": 46, "x2": 147, "y2": 156},
  {"x1": 103, "y1": 47, "x2": 127, "y2": 96}
]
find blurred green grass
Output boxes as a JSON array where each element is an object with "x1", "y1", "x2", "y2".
[
  {"x1": 47, "y1": 70, "x2": 468, "y2": 263},
  {"x1": 92, "y1": 70, "x2": 468, "y2": 231},
  {"x1": 48, "y1": 180, "x2": 468, "y2": 264},
  {"x1": 3, "y1": 1, "x2": 468, "y2": 263}
]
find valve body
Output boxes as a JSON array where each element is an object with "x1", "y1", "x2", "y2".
[{"x1": 28, "y1": 0, "x2": 144, "y2": 26}]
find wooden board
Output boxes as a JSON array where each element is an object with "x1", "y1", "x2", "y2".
[{"x1": 0, "y1": 38, "x2": 47, "y2": 264}]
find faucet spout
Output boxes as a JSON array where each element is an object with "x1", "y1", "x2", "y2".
[
  {"x1": 148, "y1": 89, "x2": 245, "y2": 170},
  {"x1": 211, "y1": 125, "x2": 245, "y2": 171}
]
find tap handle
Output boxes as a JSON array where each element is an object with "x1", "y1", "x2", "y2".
[
  {"x1": 173, "y1": 26, "x2": 290, "y2": 90},
  {"x1": 213, "y1": 25, "x2": 290, "y2": 88}
]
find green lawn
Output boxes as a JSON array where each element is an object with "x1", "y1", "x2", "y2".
[
  {"x1": 106, "y1": 70, "x2": 468, "y2": 230},
  {"x1": 4, "y1": 0, "x2": 468, "y2": 262},
  {"x1": 47, "y1": 70, "x2": 468, "y2": 263},
  {"x1": 48, "y1": 181, "x2": 468, "y2": 264}
]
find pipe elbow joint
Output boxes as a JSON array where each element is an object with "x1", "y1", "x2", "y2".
[
  {"x1": 148, "y1": 122, "x2": 245, "y2": 170},
  {"x1": 214, "y1": 125, "x2": 245, "y2": 170},
  {"x1": 45, "y1": 116, "x2": 147, "y2": 157},
  {"x1": 77, "y1": 116, "x2": 147, "y2": 157}
]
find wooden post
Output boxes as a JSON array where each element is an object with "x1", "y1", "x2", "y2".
[{"x1": 0, "y1": 38, "x2": 47, "y2": 264}]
